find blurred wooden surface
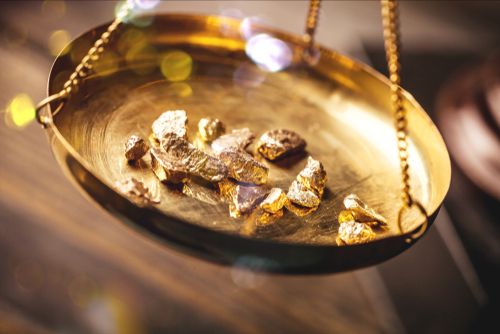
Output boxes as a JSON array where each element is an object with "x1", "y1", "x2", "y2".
[{"x1": 0, "y1": 1, "x2": 489, "y2": 333}]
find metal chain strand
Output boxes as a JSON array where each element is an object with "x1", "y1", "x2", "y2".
[
  {"x1": 381, "y1": 0, "x2": 428, "y2": 240},
  {"x1": 381, "y1": 0, "x2": 412, "y2": 207},
  {"x1": 304, "y1": 0, "x2": 321, "y2": 47},
  {"x1": 36, "y1": 2, "x2": 132, "y2": 125}
]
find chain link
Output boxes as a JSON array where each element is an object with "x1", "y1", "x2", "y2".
[
  {"x1": 381, "y1": 0, "x2": 412, "y2": 207},
  {"x1": 36, "y1": 2, "x2": 133, "y2": 126},
  {"x1": 381, "y1": 0, "x2": 428, "y2": 238}
]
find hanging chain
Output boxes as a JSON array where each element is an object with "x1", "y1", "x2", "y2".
[
  {"x1": 381, "y1": 0, "x2": 428, "y2": 239},
  {"x1": 36, "y1": 2, "x2": 133, "y2": 126},
  {"x1": 303, "y1": 0, "x2": 321, "y2": 60}
]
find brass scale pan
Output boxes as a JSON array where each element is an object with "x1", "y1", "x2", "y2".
[{"x1": 38, "y1": 13, "x2": 450, "y2": 273}]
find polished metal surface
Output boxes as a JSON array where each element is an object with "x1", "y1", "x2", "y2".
[{"x1": 43, "y1": 14, "x2": 450, "y2": 273}]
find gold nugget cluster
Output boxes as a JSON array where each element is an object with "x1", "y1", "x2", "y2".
[
  {"x1": 117, "y1": 110, "x2": 387, "y2": 244},
  {"x1": 336, "y1": 194, "x2": 388, "y2": 245}
]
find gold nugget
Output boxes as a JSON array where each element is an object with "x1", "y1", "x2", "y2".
[
  {"x1": 211, "y1": 128, "x2": 255, "y2": 155},
  {"x1": 218, "y1": 179, "x2": 238, "y2": 203},
  {"x1": 115, "y1": 177, "x2": 158, "y2": 206},
  {"x1": 125, "y1": 135, "x2": 149, "y2": 161},
  {"x1": 162, "y1": 133, "x2": 228, "y2": 182},
  {"x1": 257, "y1": 129, "x2": 306, "y2": 161},
  {"x1": 343, "y1": 194, "x2": 387, "y2": 227},
  {"x1": 231, "y1": 184, "x2": 270, "y2": 218},
  {"x1": 218, "y1": 149, "x2": 269, "y2": 185},
  {"x1": 260, "y1": 188, "x2": 288, "y2": 214},
  {"x1": 152, "y1": 110, "x2": 188, "y2": 140},
  {"x1": 286, "y1": 180, "x2": 320, "y2": 208},
  {"x1": 150, "y1": 147, "x2": 188, "y2": 184},
  {"x1": 284, "y1": 201, "x2": 318, "y2": 217},
  {"x1": 219, "y1": 179, "x2": 269, "y2": 218},
  {"x1": 297, "y1": 156, "x2": 327, "y2": 197},
  {"x1": 336, "y1": 220, "x2": 376, "y2": 245},
  {"x1": 198, "y1": 117, "x2": 225, "y2": 142}
]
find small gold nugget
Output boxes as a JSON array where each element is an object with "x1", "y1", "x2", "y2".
[
  {"x1": 198, "y1": 117, "x2": 225, "y2": 142},
  {"x1": 150, "y1": 147, "x2": 188, "y2": 184},
  {"x1": 284, "y1": 201, "x2": 317, "y2": 217},
  {"x1": 337, "y1": 220, "x2": 376, "y2": 245},
  {"x1": 125, "y1": 135, "x2": 149, "y2": 161},
  {"x1": 230, "y1": 184, "x2": 270, "y2": 218},
  {"x1": 162, "y1": 133, "x2": 228, "y2": 182},
  {"x1": 115, "y1": 177, "x2": 158, "y2": 206},
  {"x1": 257, "y1": 129, "x2": 306, "y2": 161},
  {"x1": 286, "y1": 180, "x2": 320, "y2": 208},
  {"x1": 211, "y1": 128, "x2": 255, "y2": 155},
  {"x1": 260, "y1": 188, "x2": 288, "y2": 214},
  {"x1": 343, "y1": 194, "x2": 387, "y2": 227},
  {"x1": 297, "y1": 156, "x2": 327, "y2": 197},
  {"x1": 152, "y1": 110, "x2": 188, "y2": 141},
  {"x1": 218, "y1": 149, "x2": 269, "y2": 185}
]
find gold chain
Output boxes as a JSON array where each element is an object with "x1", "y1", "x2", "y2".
[
  {"x1": 303, "y1": 0, "x2": 321, "y2": 60},
  {"x1": 36, "y1": 2, "x2": 132, "y2": 126},
  {"x1": 381, "y1": 0, "x2": 411, "y2": 206},
  {"x1": 381, "y1": 0, "x2": 428, "y2": 238}
]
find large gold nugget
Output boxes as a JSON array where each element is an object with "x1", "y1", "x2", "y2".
[
  {"x1": 230, "y1": 184, "x2": 270, "y2": 218},
  {"x1": 150, "y1": 147, "x2": 188, "y2": 184},
  {"x1": 286, "y1": 180, "x2": 320, "y2": 208},
  {"x1": 114, "y1": 177, "x2": 158, "y2": 206},
  {"x1": 257, "y1": 129, "x2": 306, "y2": 160},
  {"x1": 297, "y1": 156, "x2": 327, "y2": 197},
  {"x1": 260, "y1": 188, "x2": 288, "y2": 214},
  {"x1": 218, "y1": 149, "x2": 269, "y2": 185},
  {"x1": 211, "y1": 128, "x2": 255, "y2": 155},
  {"x1": 162, "y1": 133, "x2": 228, "y2": 182},
  {"x1": 336, "y1": 220, "x2": 376, "y2": 245},
  {"x1": 198, "y1": 117, "x2": 225, "y2": 142},
  {"x1": 152, "y1": 110, "x2": 188, "y2": 140},
  {"x1": 125, "y1": 135, "x2": 149, "y2": 161},
  {"x1": 343, "y1": 194, "x2": 387, "y2": 227}
]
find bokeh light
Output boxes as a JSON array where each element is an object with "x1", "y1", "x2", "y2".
[
  {"x1": 239, "y1": 16, "x2": 263, "y2": 40},
  {"x1": 245, "y1": 34, "x2": 292, "y2": 72},
  {"x1": 128, "y1": 0, "x2": 160, "y2": 10},
  {"x1": 160, "y1": 51, "x2": 193, "y2": 82},
  {"x1": 4, "y1": 94, "x2": 36, "y2": 128},
  {"x1": 48, "y1": 29, "x2": 71, "y2": 56},
  {"x1": 167, "y1": 82, "x2": 193, "y2": 98},
  {"x1": 125, "y1": 43, "x2": 158, "y2": 75},
  {"x1": 230, "y1": 256, "x2": 269, "y2": 289}
]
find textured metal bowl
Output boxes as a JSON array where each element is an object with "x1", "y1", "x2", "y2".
[{"x1": 42, "y1": 14, "x2": 450, "y2": 273}]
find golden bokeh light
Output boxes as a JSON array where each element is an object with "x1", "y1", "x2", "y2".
[
  {"x1": 48, "y1": 29, "x2": 71, "y2": 56},
  {"x1": 167, "y1": 82, "x2": 193, "y2": 98},
  {"x1": 160, "y1": 51, "x2": 193, "y2": 82},
  {"x1": 125, "y1": 43, "x2": 158, "y2": 75},
  {"x1": 117, "y1": 28, "x2": 145, "y2": 55},
  {"x1": 5, "y1": 93, "x2": 36, "y2": 128}
]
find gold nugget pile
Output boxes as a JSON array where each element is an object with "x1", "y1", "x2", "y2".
[{"x1": 121, "y1": 109, "x2": 387, "y2": 245}]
